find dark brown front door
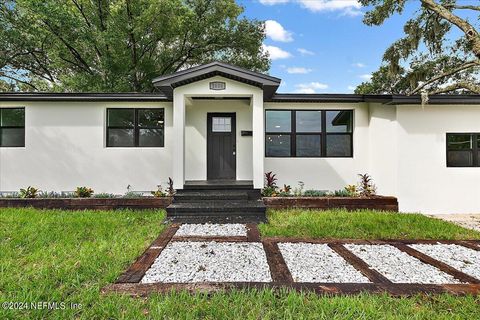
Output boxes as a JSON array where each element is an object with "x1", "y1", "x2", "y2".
[{"x1": 207, "y1": 113, "x2": 236, "y2": 180}]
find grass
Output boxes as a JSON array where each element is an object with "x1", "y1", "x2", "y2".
[
  {"x1": 0, "y1": 208, "x2": 479, "y2": 319},
  {"x1": 259, "y1": 209, "x2": 480, "y2": 240}
]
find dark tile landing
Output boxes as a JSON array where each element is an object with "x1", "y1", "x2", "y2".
[{"x1": 167, "y1": 180, "x2": 266, "y2": 223}]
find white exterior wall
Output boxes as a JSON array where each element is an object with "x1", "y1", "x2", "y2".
[
  {"x1": 368, "y1": 103, "x2": 398, "y2": 197},
  {"x1": 185, "y1": 99, "x2": 253, "y2": 181},
  {"x1": 264, "y1": 102, "x2": 370, "y2": 191},
  {"x1": 395, "y1": 105, "x2": 480, "y2": 214},
  {"x1": 0, "y1": 101, "x2": 173, "y2": 194}
]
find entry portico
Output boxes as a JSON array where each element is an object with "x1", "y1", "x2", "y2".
[{"x1": 152, "y1": 62, "x2": 281, "y2": 190}]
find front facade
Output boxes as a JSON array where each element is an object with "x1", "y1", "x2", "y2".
[{"x1": 1, "y1": 62, "x2": 480, "y2": 214}]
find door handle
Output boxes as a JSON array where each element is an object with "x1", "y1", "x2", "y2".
[{"x1": 233, "y1": 151, "x2": 236, "y2": 155}]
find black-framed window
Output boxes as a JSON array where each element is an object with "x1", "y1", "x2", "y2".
[
  {"x1": 107, "y1": 108, "x2": 164, "y2": 147},
  {"x1": 265, "y1": 110, "x2": 353, "y2": 157},
  {"x1": 446, "y1": 133, "x2": 480, "y2": 167},
  {"x1": 0, "y1": 108, "x2": 25, "y2": 147}
]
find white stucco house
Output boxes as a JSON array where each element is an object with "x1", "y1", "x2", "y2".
[{"x1": 1, "y1": 62, "x2": 480, "y2": 214}]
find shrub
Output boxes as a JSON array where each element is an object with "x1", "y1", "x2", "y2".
[
  {"x1": 357, "y1": 173, "x2": 377, "y2": 197},
  {"x1": 75, "y1": 187, "x2": 94, "y2": 198},
  {"x1": 124, "y1": 192, "x2": 142, "y2": 198},
  {"x1": 345, "y1": 184, "x2": 358, "y2": 197},
  {"x1": 330, "y1": 189, "x2": 351, "y2": 197},
  {"x1": 93, "y1": 193, "x2": 116, "y2": 198},
  {"x1": 151, "y1": 185, "x2": 166, "y2": 197},
  {"x1": 292, "y1": 181, "x2": 305, "y2": 196},
  {"x1": 277, "y1": 184, "x2": 292, "y2": 197},
  {"x1": 261, "y1": 186, "x2": 277, "y2": 197},
  {"x1": 38, "y1": 191, "x2": 74, "y2": 198},
  {"x1": 19, "y1": 186, "x2": 39, "y2": 198},
  {"x1": 303, "y1": 189, "x2": 328, "y2": 197},
  {"x1": 265, "y1": 172, "x2": 277, "y2": 188}
]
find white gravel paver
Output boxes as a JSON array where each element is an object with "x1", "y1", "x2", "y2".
[
  {"x1": 410, "y1": 244, "x2": 480, "y2": 281},
  {"x1": 175, "y1": 224, "x2": 247, "y2": 237},
  {"x1": 345, "y1": 244, "x2": 461, "y2": 284},
  {"x1": 141, "y1": 241, "x2": 271, "y2": 283},
  {"x1": 278, "y1": 243, "x2": 370, "y2": 283}
]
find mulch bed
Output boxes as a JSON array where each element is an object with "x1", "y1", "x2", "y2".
[{"x1": 102, "y1": 224, "x2": 480, "y2": 297}]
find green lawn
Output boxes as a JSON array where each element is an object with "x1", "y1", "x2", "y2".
[
  {"x1": 260, "y1": 209, "x2": 480, "y2": 240},
  {"x1": 0, "y1": 208, "x2": 479, "y2": 319}
]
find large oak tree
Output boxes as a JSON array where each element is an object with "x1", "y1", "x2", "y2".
[
  {"x1": 0, "y1": 0, "x2": 269, "y2": 92},
  {"x1": 356, "y1": 0, "x2": 480, "y2": 95}
]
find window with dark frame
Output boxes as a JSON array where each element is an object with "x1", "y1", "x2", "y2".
[
  {"x1": 106, "y1": 108, "x2": 164, "y2": 147},
  {"x1": 0, "y1": 108, "x2": 25, "y2": 147},
  {"x1": 265, "y1": 110, "x2": 353, "y2": 157},
  {"x1": 446, "y1": 133, "x2": 480, "y2": 167}
]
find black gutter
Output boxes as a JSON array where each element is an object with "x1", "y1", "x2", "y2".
[{"x1": 0, "y1": 93, "x2": 170, "y2": 102}]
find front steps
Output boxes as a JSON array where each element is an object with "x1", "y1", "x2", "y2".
[{"x1": 166, "y1": 181, "x2": 266, "y2": 223}]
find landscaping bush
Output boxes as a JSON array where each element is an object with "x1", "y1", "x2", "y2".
[{"x1": 75, "y1": 187, "x2": 94, "y2": 198}]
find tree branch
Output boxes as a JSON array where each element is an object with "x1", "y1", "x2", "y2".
[
  {"x1": 431, "y1": 81, "x2": 480, "y2": 94},
  {"x1": 410, "y1": 60, "x2": 480, "y2": 94},
  {"x1": 445, "y1": 5, "x2": 480, "y2": 11},
  {"x1": 0, "y1": 72, "x2": 38, "y2": 91},
  {"x1": 422, "y1": 0, "x2": 480, "y2": 58}
]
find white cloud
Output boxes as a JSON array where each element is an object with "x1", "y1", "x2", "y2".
[
  {"x1": 286, "y1": 67, "x2": 312, "y2": 74},
  {"x1": 297, "y1": 48, "x2": 315, "y2": 56},
  {"x1": 352, "y1": 62, "x2": 366, "y2": 68},
  {"x1": 260, "y1": 0, "x2": 362, "y2": 16},
  {"x1": 347, "y1": 85, "x2": 356, "y2": 91},
  {"x1": 359, "y1": 73, "x2": 372, "y2": 81},
  {"x1": 264, "y1": 20, "x2": 293, "y2": 42},
  {"x1": 295, "y1": 82, "x2": 329, "y2": 93},
  {"x1": 262, "y1": 44, "x2": 292, "y2": 60},
  {"x1": 259, "y1": 0, "x2": 289, "y2": 5}
]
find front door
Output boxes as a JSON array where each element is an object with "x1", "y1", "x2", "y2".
[{"x1": 207, "y1": 113, "x2": 236, "y2": 180}]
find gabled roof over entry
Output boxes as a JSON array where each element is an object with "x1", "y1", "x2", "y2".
[{"x1": 152, "y1": 61, "x2": 281, "y2": 99}]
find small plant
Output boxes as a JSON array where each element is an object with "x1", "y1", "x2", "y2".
[
  {"x1": 151, "y1": 185, "x2": 166, "y2": 197},
  {"x1": 38, "y1": 191, "x2": 74, "y2": 198},
  {"x1": 93, "y1": 193, "x2": 116, "y2": 198},
  {"x1": 75, "y1": 187, "x2": 94, "y2": 198},
  {"x1": 303, "y1": 189, "x2": 328, "y2": 197},
  {"x1": 262, "y1": 172, "x2": 279, "y2": 197},
  {"x1": 123, "y1": 191, "x2": 143, "y2": 198},
  {"x1": 330, "y1": 189, "x2": 351, "y2": 197},
  {"x1": 293, "y1": 181, "x2": 304, "y2": 196},
  {"x1": 166, "y1": 177, "x2": 175, "y2": 196},
  {"x1": 357, "y1": 173, "x2": 377, "y2": 197},
  {"x1": 345, "y1": 184, "x2": 358, "y2": 197},
  {"x1": 261, "y1": 186, "x2": 277, "y2": 197},
  {"x1": 19, "y1": 186, "x2": 39, "y2": 198},
  {"x1": 277, "y1": 184, "x2": 292, "y2": 197},
  {"x1": 264, "y1": 172, "x2": 277, "y2": 188},
  {"x1": 0, "y1": 192, "x2": 20, "y2": 198}
]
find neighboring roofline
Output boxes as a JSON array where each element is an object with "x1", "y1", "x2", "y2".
[
  {"x1": 0, "y1": 92, "x2": 170, "y2": 102},
  {"x1": 1, "y1": 92, "x2": 480, "y2": 105}
]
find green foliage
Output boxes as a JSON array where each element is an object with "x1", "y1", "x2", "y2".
[
  {"x1": 329, "y1": 189, "x2": 352, "y2": 197},
  {"x1": 0, "y1": 0, "x2": 269, "y2": 92},
  {"x1": 292, "y1": 181, "x2": 304, "y2": 196},
  {"x1": 357, "y1": 1, "x2": 480, "y2": 94},
  {"x1": 75, "y1": 186, "x2": 94, "y2": 198},
  {"x1": 93, "y1": 193, "x2": 116, "y2": 198},
  {"x1": 123, "y1": 191, "x2": 144, "y2": 198},
  {"x1": 19, "y1": 186, "x2": 39, "y2": 198},
  {"x1": 303, "y1": 189, "x2": 328, "y2": 197},
  {"x1": 261, "y1": 186, "x2": 277, "y2": 197},
  {"x1": 38, "y1": 191, "x2": 74, "y2": 198}
]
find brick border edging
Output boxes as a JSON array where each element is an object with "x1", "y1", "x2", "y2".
[{"x1": 0, "y1": 196, "x2": 398, "y2": 211}]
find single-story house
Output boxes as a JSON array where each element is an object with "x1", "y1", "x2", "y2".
[{"x1": 1, "y1": 62, "x2": 480, "y2": 214}]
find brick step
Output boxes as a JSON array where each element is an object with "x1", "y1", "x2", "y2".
[
  {"x1": 166, "y1": 200, "x2": 266, "y2": 214},
  {"x1": 173, "y1": 190, "x2": 249, "y2": 202}
]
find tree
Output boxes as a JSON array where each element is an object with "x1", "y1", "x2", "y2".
[
  {"x1": 357, "y1": 0, "x2": 480, "y2": 95},
  {"x1": 0, "y1": 0, "x2": 269, "y2": 92}
]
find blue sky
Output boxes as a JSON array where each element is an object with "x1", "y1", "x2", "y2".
[{"x1": 238, "y1": 0, "x2": 421, "y2": 93}]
